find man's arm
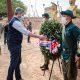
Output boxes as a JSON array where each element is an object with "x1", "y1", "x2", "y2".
[
  {"x1": 13, "y1": 21, "x2": 30, "y2": 36},
  {"x1": 71, "y1": 26, "x2": 80, "y2": 57},
  {"x1": 12, "y1": 21, "x2": 45, "y2": 39}
]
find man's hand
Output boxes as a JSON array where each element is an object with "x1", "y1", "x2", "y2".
[
  {"x1": 39, "y1": 35, "x2": 46, "y2": 40},
  {"x1": 75, "y1": 56, "x2": 80, "y2": 62},
  {"x1": 29, "y1": 33, "x2": 46, "y2": 40}
]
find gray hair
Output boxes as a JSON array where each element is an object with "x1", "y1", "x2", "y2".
[{"x1": 15, "y1": 7, "x2": 24, "y2": 14}]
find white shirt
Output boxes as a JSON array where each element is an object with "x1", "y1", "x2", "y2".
[{"x1": 12, "y1": 17, "x2": 30, "y2": 36}]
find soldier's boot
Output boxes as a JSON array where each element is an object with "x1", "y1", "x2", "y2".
[
  {"x1": 40, "y1": 63, "x2": 49, "y2": 70},
  {"x1": 20, "y1": 78, "x2": 24, "y2": 80},
  {"x1": 40, "y1": 60, "x2": 49, "y2": 70}
]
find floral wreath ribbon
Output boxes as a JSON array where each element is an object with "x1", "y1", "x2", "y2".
[{"x1": 37, "y1": 38, "x2": 60, "y2": 55}]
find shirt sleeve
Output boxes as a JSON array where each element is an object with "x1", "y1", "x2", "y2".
[
  {"x1": 12, "y1": 21, "x2": 30, "y2": 36},
  {"x1": 71, "y1": 26, "x2": 80, "y2": 41}
]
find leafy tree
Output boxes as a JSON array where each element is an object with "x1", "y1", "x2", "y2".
[
  {"x1": 0, "y1": 0, "x2": 7, "y2": 16},
  {"x1": 0, "y1": 0, "x2": 27, "y2": 17},
  {"x1": 12, "y1": 0, "x2": 27, "y2": 13}
]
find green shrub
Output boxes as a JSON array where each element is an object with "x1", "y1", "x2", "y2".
[{"x1": 39, "y1": 20, "x2": 62, "y2": 60}]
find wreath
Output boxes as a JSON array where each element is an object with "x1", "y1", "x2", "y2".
[{"x1": 39, "y1": 20, "x2": 62, "y2": 60}]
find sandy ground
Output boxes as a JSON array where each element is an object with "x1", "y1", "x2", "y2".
[{"x1": 0, "y1": 30, "x2": 80, "y2": 80}]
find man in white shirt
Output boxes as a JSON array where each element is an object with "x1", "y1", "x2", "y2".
[{"x1": 7, "y1": 7, "x2": 46, "y2": 80}]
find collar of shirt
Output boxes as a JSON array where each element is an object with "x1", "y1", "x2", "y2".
[
  {"x1": 13, "y1": 15, "x2": 21, "y2": 21},
  {"x1": 65, "y1": 21, "x2": 72, "y2": 28}
]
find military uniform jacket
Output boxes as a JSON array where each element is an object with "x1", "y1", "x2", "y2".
[{"x1": 62, "y1": 21, "x2": 80, "y2": 60}]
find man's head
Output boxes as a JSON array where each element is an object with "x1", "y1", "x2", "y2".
[
  {"x1": 42, "y1": 13, "x2": 50, "y2": 21},
  {"x1": 61, "y1": 10, "x2": 76, "y2": 25},
  {"x1": 14, "y1": 7, "x2": 25, "y2": 18},
  {"x1": 29, "y1": 22, "x2": 32, "y2": 25},
  {"x1": 69, "y1": 0, "x2": 76, "y2": 6}
]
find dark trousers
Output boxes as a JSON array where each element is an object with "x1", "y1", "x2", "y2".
[
  {"x1": 62, "y1": 56, "x2": 77, "y2": 80},
  {"x1": 4, "y1": 32, "x2": 8, "y2": 45},
  {"x1": 27, "y1": 36, "x2": 30, "y2": 43},
  {"x1": 7, "y1": 45, "x2": 22, "y2": 80},
  {"x1": 43, "y1": 52, "x2": 49, "y2": 65}
]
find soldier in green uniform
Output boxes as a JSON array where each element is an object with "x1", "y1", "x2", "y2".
[
  {"x1": 40, "y1": 13, "x2": 62, "y2": 71},
  {"x1": 61, "y1": 10, "x2": 80, "y2": 80},
  {"x1": 40, "y1": 13, "x2": 50, "y2": 70}
]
